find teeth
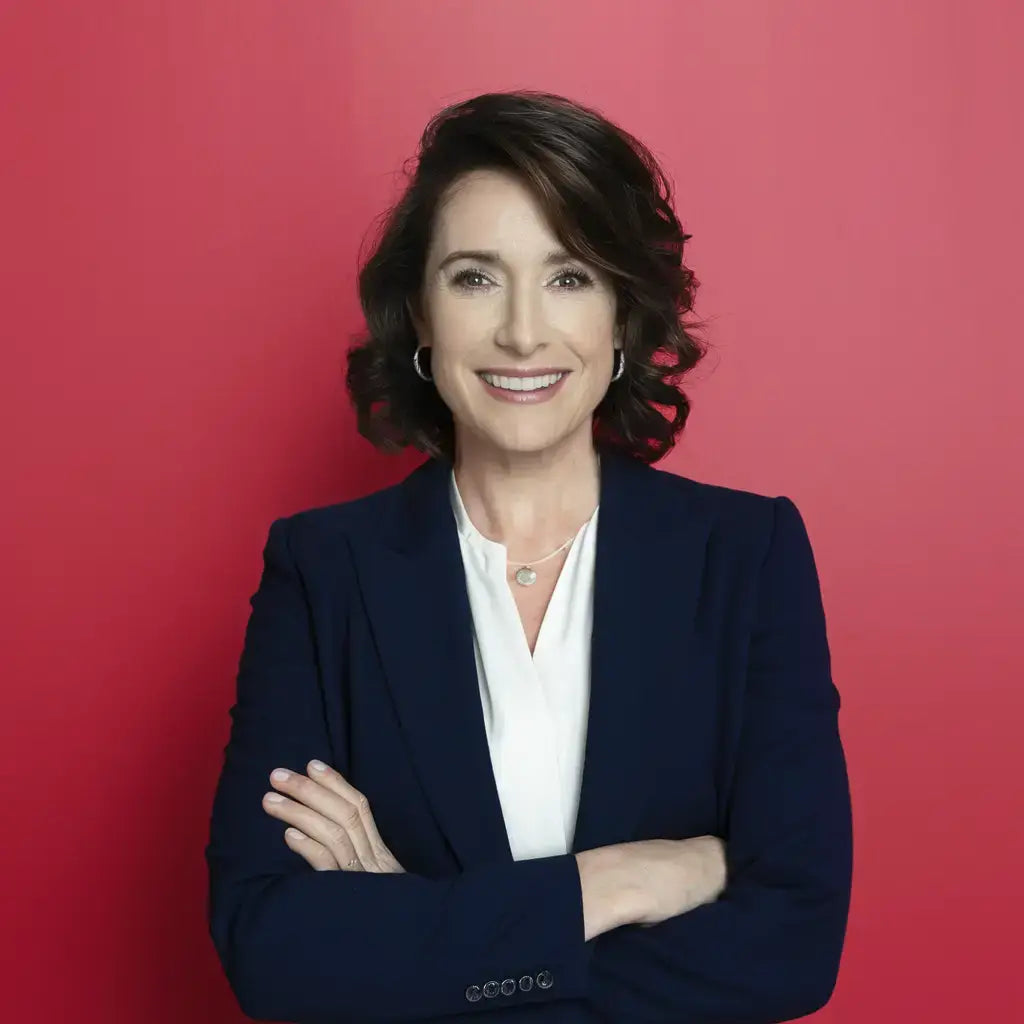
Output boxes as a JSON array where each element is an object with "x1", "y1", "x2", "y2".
[{"x1": 480, "y1": 372, "x2": 565, "y2": 392}]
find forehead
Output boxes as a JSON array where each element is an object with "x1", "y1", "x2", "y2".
[{"x1": 429, "y1": 169, "x2": 558, "y2": 256}]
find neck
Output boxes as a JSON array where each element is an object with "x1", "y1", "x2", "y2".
[{"x1": 452, "y1": 432, "x2": 600, "y2": 556}]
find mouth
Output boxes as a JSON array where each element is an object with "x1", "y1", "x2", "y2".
[
  {"x1": 478, "y1": 371, "x2": 567, "y2": 392},
  {"x1": 477, "y1": 370, "x2": 570, "y2": 404}
]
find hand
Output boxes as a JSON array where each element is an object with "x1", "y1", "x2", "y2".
[
  {"x1": 262, "y1": 759, "x2": 406, "y2": 873},
  {"x1": 575, "y1": 836, "x2": 726, "y2": 940},
  {"x1": 630, "y1": 835, "x2": 727, "y2": 927}
]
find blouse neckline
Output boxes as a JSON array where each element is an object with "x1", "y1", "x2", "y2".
[{"x1": 449, "y1": 469, "x2": 599, "y2": 557}]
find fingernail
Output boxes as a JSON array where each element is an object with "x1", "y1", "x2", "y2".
[
  {"x1": 286, "y1": 828, "x2": 304, "y2": 840},
  {"x1": 309, "y1": 760, "x2": 327, "y2": 772},
  {"x1": 264, "y1": 792, "x2": 284, "y2": 803},
  {"x1": 271, "y1": 769, "x2": 290, "y2": 782}
]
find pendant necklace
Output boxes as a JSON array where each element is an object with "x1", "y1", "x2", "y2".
[{"x1": 508, "y1": 533, "x2": 577, "y2": 587}]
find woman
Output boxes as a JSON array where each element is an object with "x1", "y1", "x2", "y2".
[{"x1": 205, "y1": 90, "x2": 853, "y2": 1024}]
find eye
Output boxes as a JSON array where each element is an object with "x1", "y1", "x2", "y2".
[
  {"x1": 552, "y1": 267, "x2": 594, "y2": 290},
  {"x1": 447, "y1": 265, "x2": 595, "y2": 291},
  {"x1": 449, "y1": 267, "x2": 492, "y2": 291}
]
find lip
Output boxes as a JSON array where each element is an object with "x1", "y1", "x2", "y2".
[
  {"x1": 478, "y1": 370, "x2": 569, "y2": 404},
  {"x1": 476, "y1": 367, "x2": 571, "y2": 377}
]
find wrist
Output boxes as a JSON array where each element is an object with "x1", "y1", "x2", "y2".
[{"x1": 575, "y1": 844, "x2": 647, "y2": 937}]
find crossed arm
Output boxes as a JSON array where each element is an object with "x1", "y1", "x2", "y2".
[{"x1": 205, "y1": 497, "x2": 853, "y2": 1022}]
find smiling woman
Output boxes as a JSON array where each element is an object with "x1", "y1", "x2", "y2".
[
  {"x1": 347, "y1": 90, "x2": 708, "y2": 465},
  {"x1": 205, "y1": 89, "x2": 852, "y2": 1024}
]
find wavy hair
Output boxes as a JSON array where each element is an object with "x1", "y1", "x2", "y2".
[{"x1": 346, "y1": 89, "x2": 709, "y2": 464}]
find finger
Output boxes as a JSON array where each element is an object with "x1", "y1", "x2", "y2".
[
  {"x1": 265, "y1": 786, "x2": 405, "y2": 873},
  {"x1": 262, "y1": 790, "x2": 361, "y2": 869},
  {"x1": 306, "y1": 760, "x2": 402, "y2": 870},
  {"x1": 283, "y1": 827, "x2": 339, "y2": 871},
  {"x1": 266, "y1": 769, "x2": 378, "y2": 870}
]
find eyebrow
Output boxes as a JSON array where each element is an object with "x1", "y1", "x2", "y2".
[{"x1": 436, "y1": 248, "x2": 576, "y2": 272}]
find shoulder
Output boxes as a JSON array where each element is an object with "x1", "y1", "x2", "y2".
[
  {"x1": 635, "y1": 458, "x2": 789, "y2": 550},
  {"x1": 632, "y1": 459, "x2": 821, "y2": 589},
  {"x1": 648, "y1": 460, "x2": 776, "y2": 514},
  {"x1": 637, "y1": 463, "x2": 822, "y2": 612},
  {"x1": 268, "y1": 473, "x2": 410, "y2": 551}
]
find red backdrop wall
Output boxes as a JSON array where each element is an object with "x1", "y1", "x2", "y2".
[{"x1": 2, "y1": 1, "x2": 1020, "y2": 1020}]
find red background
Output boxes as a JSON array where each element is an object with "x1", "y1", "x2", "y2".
[{"x1": 2, "y1": 1, "x2": 1021, "y2": 1020}]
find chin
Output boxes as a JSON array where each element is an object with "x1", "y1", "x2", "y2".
[
  {"x1": 478, "y1": 422, "x2": 581, "y2": 459},
  {"x1": 488, "y1": 436, "x2": 558, "y2": 458}
]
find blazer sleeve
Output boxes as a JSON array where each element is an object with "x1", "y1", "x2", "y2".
[
  {"x1": 582, "y1": 495, "x2": 854, "y2": 1023},
  {"x1": 205, "y1": 515, "x2": 597, "y2": 1023}
]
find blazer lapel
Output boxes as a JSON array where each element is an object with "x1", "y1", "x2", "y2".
[
  {"x1": 350, "y1": 450, "x2": 710, "y2": 870},
  {"x1": 350, "y1": 456, "x2": 513, "y2": 870},
  {"x1": 569, "y1": 452, "x2": 710, "y2": 854}
]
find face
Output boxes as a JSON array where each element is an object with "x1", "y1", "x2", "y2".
[{"x1": 410, "y1": 169, "x2": 622, "y2": 463}]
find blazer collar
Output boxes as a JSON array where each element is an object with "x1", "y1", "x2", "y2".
[
  {"x1": 386, "y1": 448, "x2": 670, "y2": 556},
  {"x1": 349, "y1": 449, "x2": 710, "y2": 868}
]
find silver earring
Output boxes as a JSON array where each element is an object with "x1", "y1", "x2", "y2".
[
  {"x1": 611, "y1": 348, "x2": 625, "y2": 382},
  {"x1": 413, "y1": 345, "x2": 433, "y2": 382}
]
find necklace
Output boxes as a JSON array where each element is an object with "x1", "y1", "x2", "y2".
[{"x1": 508, "y1": 533, "x2": 577, "y2": 587}]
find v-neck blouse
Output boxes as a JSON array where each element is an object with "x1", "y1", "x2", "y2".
[{"x1": 449, "y1": 470, "x2": 599, "y2": 861}]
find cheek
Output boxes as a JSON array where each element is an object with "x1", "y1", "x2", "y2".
[
  {"x1": 569, "y1": 326, "x2": 618, "y2": 378},
  {"x1": 428, "y1": 306, "x2": 484, "y2": 365},
  {"x1": 430, "y1": 346, "x2": 482, "y2": 416},
  {"x1": 563, "y1": 298, "x2": 616, "y2": 343}
]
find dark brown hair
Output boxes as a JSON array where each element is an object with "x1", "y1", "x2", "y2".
[{"x1": 346, "y1": 89, "x2": 709, "y2": 464}]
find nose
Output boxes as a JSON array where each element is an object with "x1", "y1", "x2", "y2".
[{"x1": 493, "y1": 279, "x2": 545, "y2": 356}]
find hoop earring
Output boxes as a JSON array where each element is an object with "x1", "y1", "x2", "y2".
[
  {"x1": 611, "y1": 348, "x2": 625, "y2": 382},
  {"x1": 413, "y1": 345, "x2": 433, "y2": 382}
]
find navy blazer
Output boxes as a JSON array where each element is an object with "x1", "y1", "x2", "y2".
[{"x1": 205, "y1": 449, "x2": 853, "y2": 1023}]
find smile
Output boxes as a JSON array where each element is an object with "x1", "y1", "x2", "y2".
[
  {"x1": 479, "y1": 372, "x2": 566, "y2": 392},
  {"x1": 477, "y1": 371, "x2": 570, "y2": 404}
]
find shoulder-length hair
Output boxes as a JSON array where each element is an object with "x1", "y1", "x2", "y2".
[{"x1": 346, "y1": 89, "x2": 709, "y2": 464}]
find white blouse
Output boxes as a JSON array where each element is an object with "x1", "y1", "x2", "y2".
[{"x1": 449, "y1": 470, "x2": 599, "y2": 861}]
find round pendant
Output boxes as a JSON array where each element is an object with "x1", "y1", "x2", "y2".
[{"x1": 514, "y1": 566, "x2": 537, "y2": 586}]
